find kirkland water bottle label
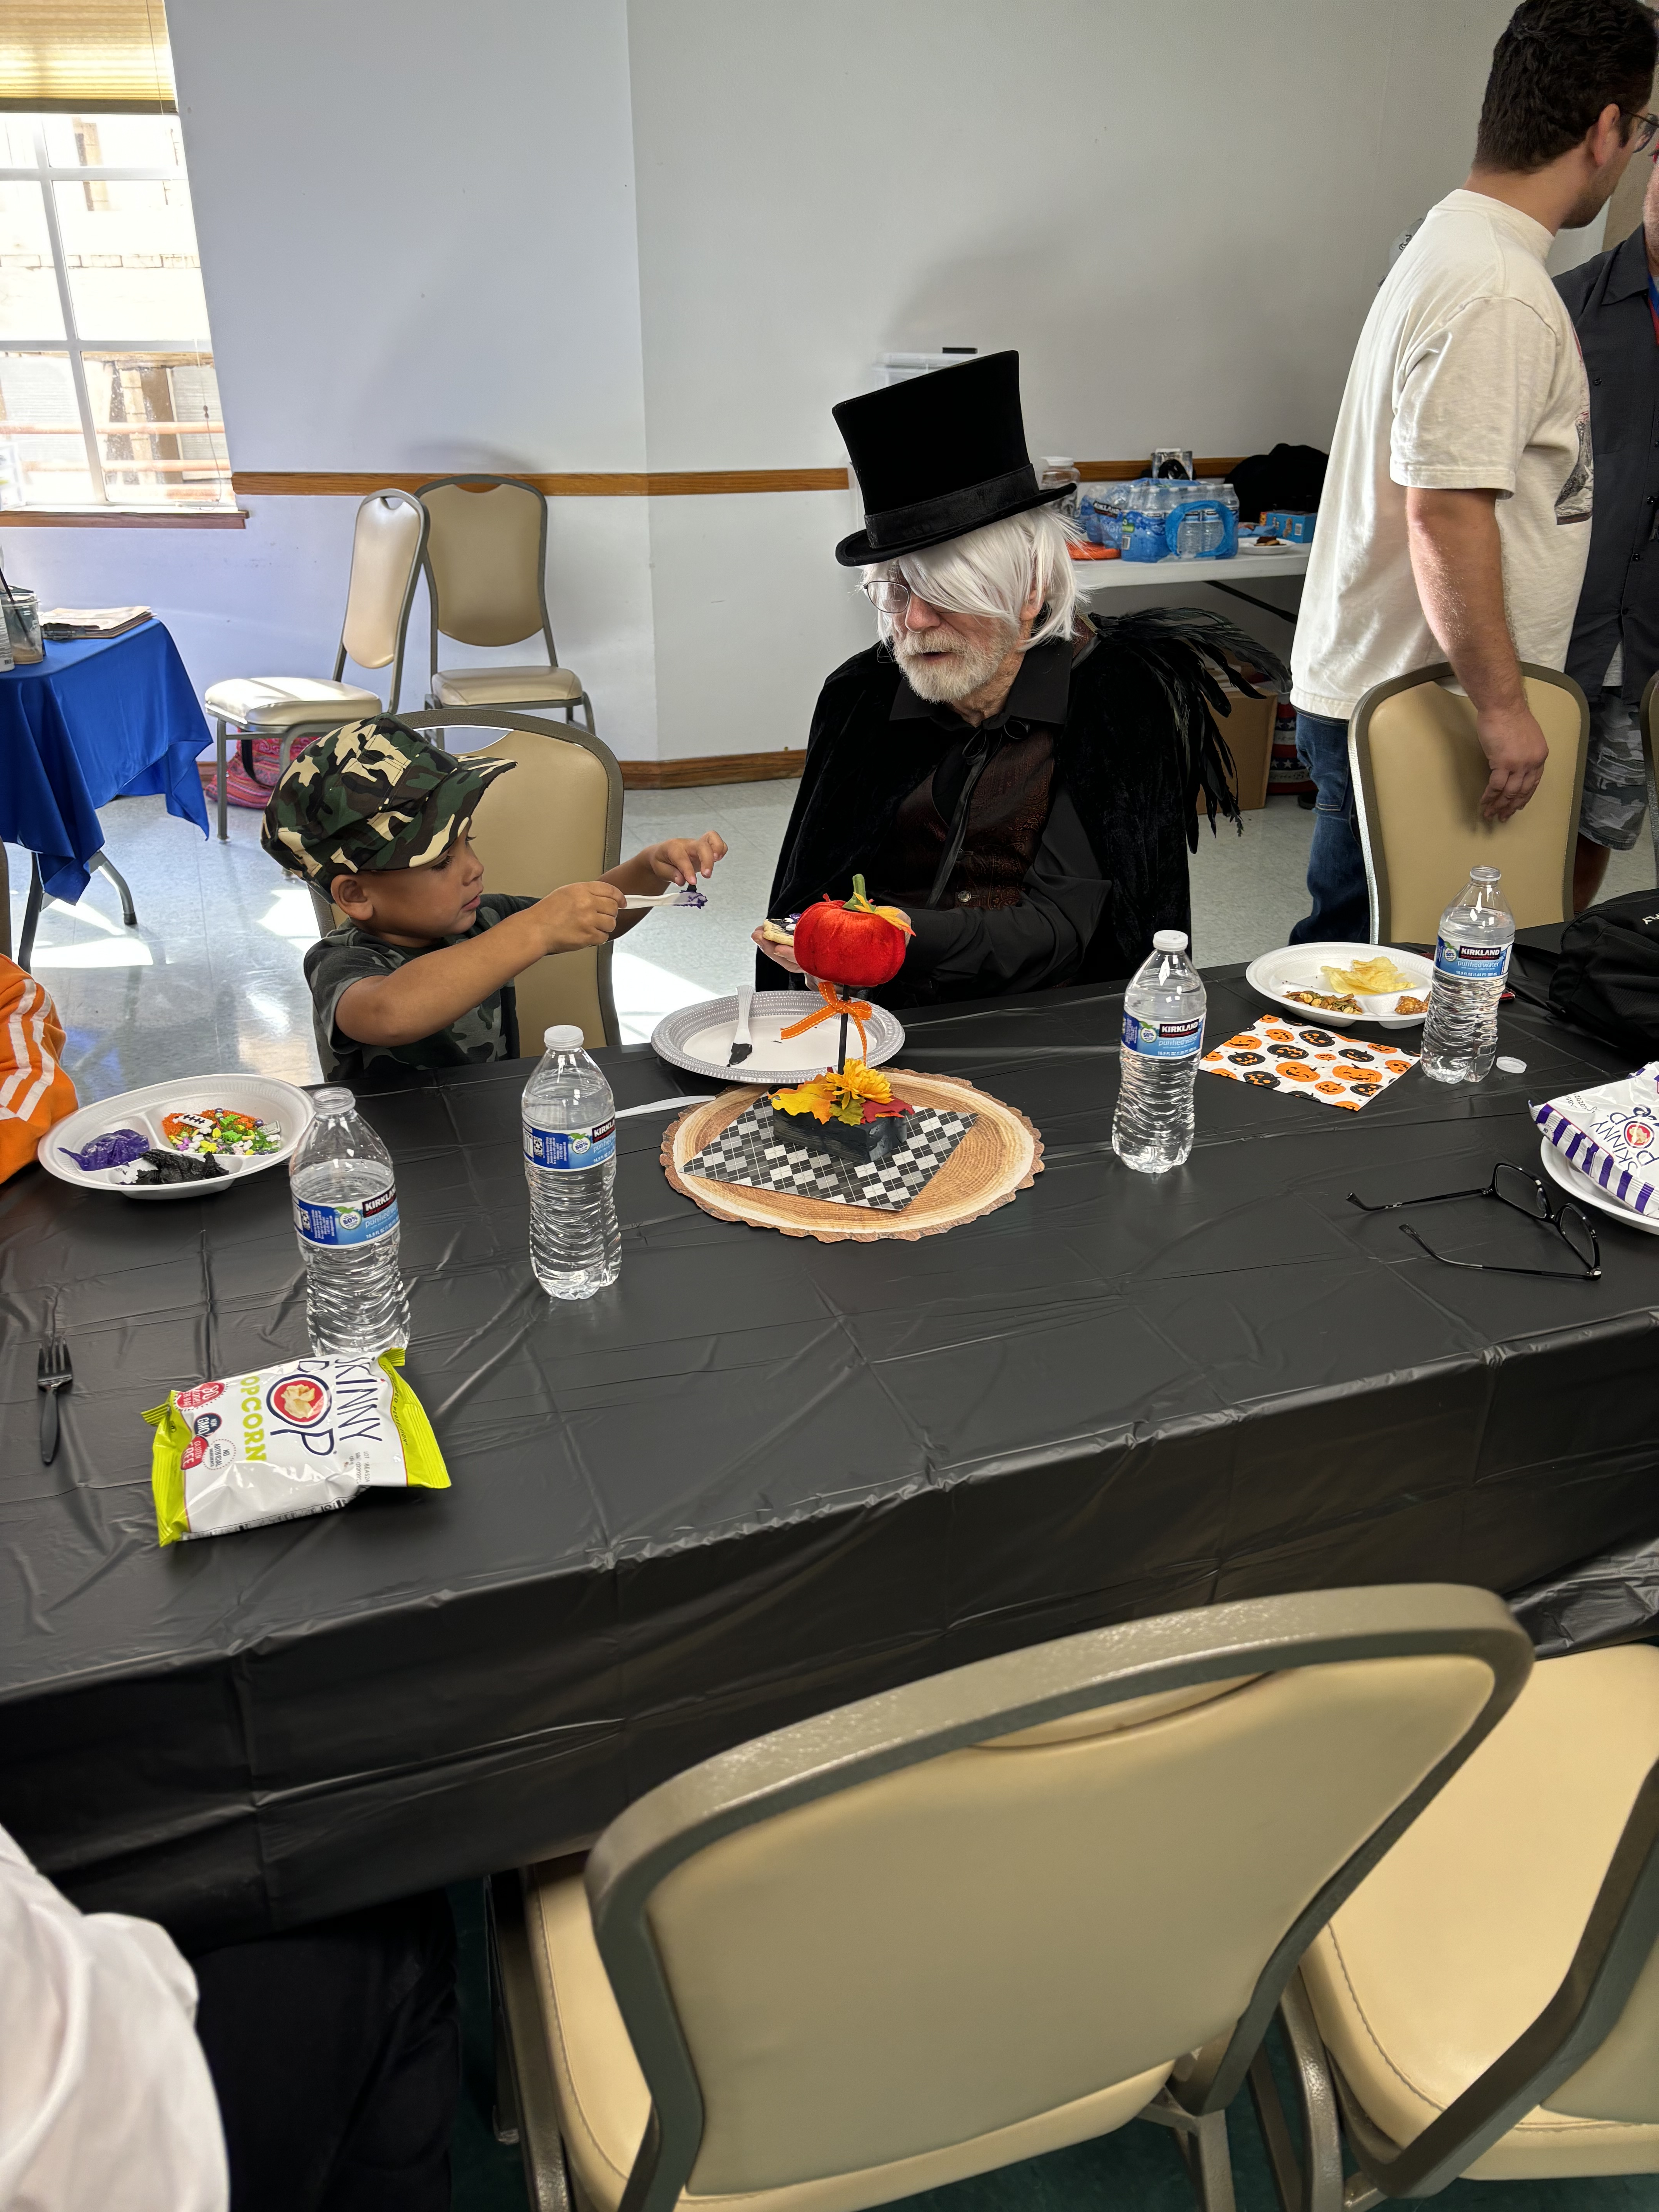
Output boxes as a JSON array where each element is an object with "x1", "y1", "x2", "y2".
[
  {"x1": 293, "y1": 1189, "x2": 399, "y2": 1248},
  {"x1": 524, "y1": 1119, "x2": 616, "y2": 1170},
  {"x1": 1434, "y1": 938, "x2": 1511, "y2": 982},
  {"x1": 1121, "y1": 1014, "x2": 1204, "y2": 1059}
]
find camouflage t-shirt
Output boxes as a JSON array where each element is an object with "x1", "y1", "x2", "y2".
[{"x1": 304, "y1": 892, "x2": 538, "y2": 1084}]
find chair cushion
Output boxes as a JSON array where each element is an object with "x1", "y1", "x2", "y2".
[
  {"x1": 1301, "y1": 1646, "x2": 1659, "y2": 2180},
  {"x1": 431, "y1": 665, "x2": 583, "y2": 706},
  {"x1": 203, "y1": 677, "x2": 382, "y2": 728},
  {"x1": 522, "y1": 1865, "x2": 1171, "y2": 2212}
]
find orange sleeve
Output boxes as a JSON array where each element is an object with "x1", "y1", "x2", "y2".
[{"x1": 0, "y1": 958, "x2": 79, "y2": 1184}]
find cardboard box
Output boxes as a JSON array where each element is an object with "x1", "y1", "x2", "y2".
[
  {"x1": 1202, "y1": 685, "x2": 1276, "y2": 813},
  {"x1": 1259, "y1": 509, "x2": 1316, "y2": 543}
]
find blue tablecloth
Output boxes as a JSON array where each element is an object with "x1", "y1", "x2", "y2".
[{"x1": 0, "y1": 622, "x2": 210, "y2": 900}]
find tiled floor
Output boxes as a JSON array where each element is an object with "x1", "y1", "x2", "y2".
[{"x1": 13, "y1": 783, "x2": 1655, "y2": 1105}]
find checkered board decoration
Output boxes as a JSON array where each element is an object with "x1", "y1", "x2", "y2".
[{"x1": 683, "y1": 1096, "x2": 979, "y2": 1211}]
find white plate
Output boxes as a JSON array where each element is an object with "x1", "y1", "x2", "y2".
[
  {"x1": 38, "y1": 1074, "x2": 315, "y2": 1202},
  {"x1": 651, "y1": 990, "x2": 905, "y2": 1085},
  {"x1": 1244, "y1": 941, "x2": 1434, "y2": 1029},
  {"x1": 1540, "y1": 1133, "x2": 1659, "y2": 1237}
]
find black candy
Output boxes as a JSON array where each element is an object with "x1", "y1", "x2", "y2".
[{"x1": 131, "y1": 1149, "x2": 227, "y2": 1185}]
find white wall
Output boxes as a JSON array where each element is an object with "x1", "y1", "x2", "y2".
[
  {"x1": 627, "y1": 0, "x2": 1514, "y2": 470},
  {"x1": 7, "y1": 0, "x2": 1545, "y2": 761},
  {"x1": 170, "y1": 0, "x2": 650, "y2": 474},
  {"x1": 623, "y1": 0, "x2": 1524, "y2": 749}
]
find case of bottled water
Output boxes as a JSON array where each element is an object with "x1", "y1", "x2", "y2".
[
  {"x1": 1420, "y1": 866, "x2": 1515, "y2": 1085},
  {"x1": 1166, "y1": 481, "x2": 1240, "y2": 560},
  {"x1": 289, "y1": 1087, "x2": 410, "y2": 1355},
  {"x1": 1121, "y1": 479, "x2": 1176, "y2": 564},
  {"x1": 523, "y1": 1025, "x2": 621, "y2": 1298},
  {"x1": 1113, "y1": 931, "x2": 1207, "y2": 1173}
]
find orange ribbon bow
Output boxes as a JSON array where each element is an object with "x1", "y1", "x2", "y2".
[{"x1": 779, "y1": 978, "x2": 872, "y2": 1060}]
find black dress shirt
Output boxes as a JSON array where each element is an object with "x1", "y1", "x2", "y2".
[
  {"x1": 1556, "y1": 227, "x2": 1659, "y2": 702},
  {"x1": 872, "y1": 631, "x2": 1109, "y2": 1003}
]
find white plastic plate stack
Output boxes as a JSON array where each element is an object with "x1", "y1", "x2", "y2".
[{"x1": 651, "y1": 991, "x2": 905, "y2": 1085}]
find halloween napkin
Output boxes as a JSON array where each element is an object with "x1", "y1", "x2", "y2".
[{"x1": 1200, "y1": 1017, "x2": 1417, "y2": 1111}]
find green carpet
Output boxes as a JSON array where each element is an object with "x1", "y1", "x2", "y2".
[{"x1": 447, "y1": 1882, "x2": 1659, "y2": 2212}]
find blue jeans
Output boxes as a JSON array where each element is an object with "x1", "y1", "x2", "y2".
[{"x1": 1288, "y1": 709, "x2": 1371, "y2": 944}]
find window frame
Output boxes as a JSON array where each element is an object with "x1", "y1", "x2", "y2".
[{"x1": 0, "y1": 113, "x2": 230, "y2": 509}]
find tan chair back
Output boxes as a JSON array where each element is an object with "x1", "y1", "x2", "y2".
[
  {"x1": 392, "y1": 708, "x2": 623, "y2": 1051},
  {"x1": 338, "y1": 490, "x2": 428, "y2": 684},
  {"x1": 1350, "y1": 664, "x2": 1588, "y2": 942},
  {"x1": 585, "y1": 1587, "x2": 1529, "y2": 2207},
  {"x1": 418, "y1": 477, "x2": 556, "y2": 653},
  {"x1": 1542, "y1": 1864, "x2": 1659, "y2": 2123}
]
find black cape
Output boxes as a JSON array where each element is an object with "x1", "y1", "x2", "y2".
[{"x1": 761, "y1": 608, "x2": 1283, "y2": 996}]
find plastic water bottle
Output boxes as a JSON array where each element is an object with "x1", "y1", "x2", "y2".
[
  {"x1": 1084, "y1": 486, "x2": 1128, "y2": 549},
  {"x1": 1113, "y1": 930, "x2": 1207, "y2": 1173},
  {"x1": 290, "y1": 1087, "x2": 409, "y2": 1355},
  {"x1": 523, "y1": 1024, "x2": 621, "y2": 1298},
  {"x1": 1421, "y1": 866, "x2": 1515, "y2": 1085},
  {"x1": 1122, "y1": 479, "x2": 1173, "y2": 563}
]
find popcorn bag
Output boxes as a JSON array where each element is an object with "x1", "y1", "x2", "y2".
[
  {"x1": 146, "y1": 1349, "x2": 448, "y2": 1544},
  {"x1": 1533, "y1": 1062, "x2": 1659, "y2": 1218}
]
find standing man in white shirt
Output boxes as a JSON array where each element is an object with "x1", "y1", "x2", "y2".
[{"x1": 1289, "y1": 0, "x2": 1658, "y2": 945}]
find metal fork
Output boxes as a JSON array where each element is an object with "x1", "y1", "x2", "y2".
[{"x1": 38, "y1": 1337, "x2": 71, "y2": 1465}]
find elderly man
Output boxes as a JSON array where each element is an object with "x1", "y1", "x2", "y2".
[{"x1": 756, "y1": 352, "x2": 1278, "y2": 1008}]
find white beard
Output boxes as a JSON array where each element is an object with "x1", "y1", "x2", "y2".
[{"x1": 893, "y1": 620, "x2": 1016, "y2": 703}]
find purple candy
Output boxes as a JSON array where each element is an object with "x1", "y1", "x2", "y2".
[{"x1": 69, "y1": 1127, "x2": 150, "y2": 1171}]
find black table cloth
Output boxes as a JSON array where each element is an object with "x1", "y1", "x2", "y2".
[{"x1": 3, "y1": 961, "x2": 1657, "y2": 1948}]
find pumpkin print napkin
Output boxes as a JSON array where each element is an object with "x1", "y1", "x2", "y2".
[{"x1": 1200, "y1": 1017, "x2": 1417, "y2": 1111}]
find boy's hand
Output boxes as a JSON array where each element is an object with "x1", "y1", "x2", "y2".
[
  {"x1": 644, "y1": 831, "x2": 728, "y2": 887},
  {"x1": 534, "y1": 880, "x2": 626, "y2": 953}
]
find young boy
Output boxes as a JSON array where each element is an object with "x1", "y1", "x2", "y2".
[{"x1": 263, "y1": 718, "x2": 726, "y2": 1082}]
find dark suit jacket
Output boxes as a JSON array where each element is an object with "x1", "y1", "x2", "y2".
[{"x1": 1556, "y1": 226, "x2": 1659, "y2": 702}]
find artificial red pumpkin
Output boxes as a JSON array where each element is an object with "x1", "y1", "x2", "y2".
[{"x1": 791, "y1": 875, "x2": 914, "y2": 987}]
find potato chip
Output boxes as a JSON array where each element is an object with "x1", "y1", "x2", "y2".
[{"x1": 1319, "y1": 955, "x2": 1414, "y2": 994}]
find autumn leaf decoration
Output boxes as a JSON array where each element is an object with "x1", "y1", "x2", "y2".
[{"x1": 771, "y1": 1060, "x2": 914, "y2": 1128}]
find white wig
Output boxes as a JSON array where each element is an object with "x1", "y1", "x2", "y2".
[{"x1": 864, "y1": 504, "x2": 1083, "y2": 653}]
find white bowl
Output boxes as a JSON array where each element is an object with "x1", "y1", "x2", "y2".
[
  {"x1": 38, "y1": 1074, "x2": 315, "y2": 1202},
  {"x1": 1244, "y1": 941, "x2": 1434, "y2": 1029}
]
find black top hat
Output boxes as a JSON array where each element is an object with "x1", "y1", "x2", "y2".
[{"x1": 831, "y1": 350, "x2": 1067, "y2": 568}]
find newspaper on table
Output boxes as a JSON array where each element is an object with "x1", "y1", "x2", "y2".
[
  {"x1": 40, "y1": 606, "x2": 152, "y2": 640},
  {"x1": 1532, "y1": 1061, "x2": 1659, "y2": 1218}
]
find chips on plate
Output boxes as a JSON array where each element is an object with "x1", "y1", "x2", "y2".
[{"x1": 1319, "y1": 956, "x2": 1414, "y2": 995}]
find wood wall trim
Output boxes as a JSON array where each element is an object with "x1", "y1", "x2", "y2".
[
  {"x1": 0, "y1": 507, "x2": 248, "y2": 528},
  {"x1": 1078, "y1": 456, "x2": 1243, "y2": 482},
  {"x1": 230, "y1": 459, "x2": 1247, "y2": 500},
  {"x1": 620, "y1": 749, "x2": 805, "y2": 789},
  {"x1": 230, "y1": 468, "x2": 848, "y2": 498}
]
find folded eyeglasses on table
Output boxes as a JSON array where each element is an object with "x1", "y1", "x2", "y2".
[{"x1": 1348, "y1": 1161, "x2": 1601, "y2": 1281}]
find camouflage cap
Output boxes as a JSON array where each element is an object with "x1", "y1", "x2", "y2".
[{"x1": 261, "y1": 717, "x2": 517, "y2": 884}]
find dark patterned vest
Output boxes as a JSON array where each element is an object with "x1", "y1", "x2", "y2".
[{"x1": 873, "y1": 730, "x2": 1055, "y2": 911}]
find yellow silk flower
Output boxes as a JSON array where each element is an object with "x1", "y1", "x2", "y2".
[{"x1": 771, "y1": 1060, "x2": 893, "y2": 1127}]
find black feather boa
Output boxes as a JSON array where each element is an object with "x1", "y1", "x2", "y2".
[{"x1": 761, "y1": 608, "x2": 1289, "y2": 997}]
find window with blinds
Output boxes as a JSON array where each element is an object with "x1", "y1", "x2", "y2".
[{"x1": 0, "y1": 0, "x2": 232, "y2": 510}]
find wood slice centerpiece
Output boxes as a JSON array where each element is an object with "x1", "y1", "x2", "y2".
[{"x1": 661, "y1": 1070, "x2": 1043, "y2": 1244}]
